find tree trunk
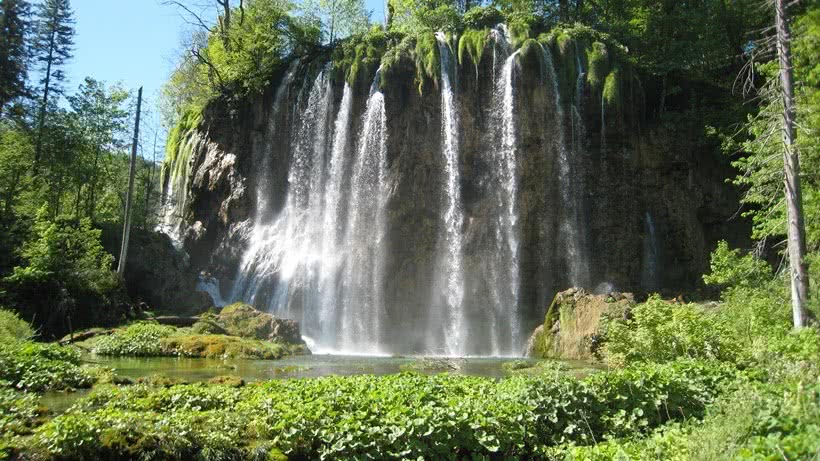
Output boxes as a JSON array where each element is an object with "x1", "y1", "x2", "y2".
[
  {"x1": 775, "y1": 0, "x2": 811, "y2": 328},
  {"x1": 118, "y1": 87, "x2": 143, "y2": 276}
]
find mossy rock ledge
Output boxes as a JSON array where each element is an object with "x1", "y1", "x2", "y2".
[{"x1": 526, "y1": 288, "x2": 634, "y2": 360}]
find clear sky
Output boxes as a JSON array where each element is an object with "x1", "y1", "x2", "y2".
[{"x1": 66, "y1": 0, "x2": 386, "y2": 115}]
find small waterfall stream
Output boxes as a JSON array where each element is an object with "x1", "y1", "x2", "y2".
[
  {"x1": 338, "y1": 70, "x2": 389, "y2": 353},
  {"x1": 433, "y1": 32, "x2": 467, "y2": 356},
  {"x1": 642, "y1": 212, "x2": 661, "y2": 291}
]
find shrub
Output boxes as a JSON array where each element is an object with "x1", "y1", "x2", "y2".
[
  {"x1": 0, "y1": 341, "x2": 93, "y2": 392},
  {"x1": 2, "y1": 209, "x2": 124, "y2": 338},
  {"x1": 603, "y1": 295, "x2": 741, "y2": 365},
  {"x1": 92, "y1": 323, "x2": 177, "y2": 356},
  {"x1": 0, "y1": 309, "x2": 33, "y2": 343}
]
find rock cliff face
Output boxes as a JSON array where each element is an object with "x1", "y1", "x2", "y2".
[{"x1": 162, "y1": 31, "x2": 747, "y2": 355}]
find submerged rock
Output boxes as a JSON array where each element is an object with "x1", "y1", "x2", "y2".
[{"x1": 527, "y1": 288, "x2": 634, "y2": 360}]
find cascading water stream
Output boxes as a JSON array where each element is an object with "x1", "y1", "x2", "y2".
[
  {"x1": 478, "y1": 25, "x2": 523, "y2": 356},
  {"x1": 338, "y1": 69, "x2": 389, "y2": 354},
  {"x1": 230, "y1": 64, "x2": 334, "y2": 330},
  {"x1": 433, "y1": 32, "x2": 467, "y2": 356},
  {"x1": 557, "y1": 42, "x2": 591, "y2": 288},
  {"x1": 316, "y1": 83, "x2": 354, "y2": 346},
  {"x1": 642, "y1": 212, "x2": 661, "y2": 291}
]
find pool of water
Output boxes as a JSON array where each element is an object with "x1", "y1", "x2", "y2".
[{"x1": 40, "y1": 354, "x2": 597, "y2": 413}]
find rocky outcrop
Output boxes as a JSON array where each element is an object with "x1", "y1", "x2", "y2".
[
  {"x1": 163, "y1": 37, "x2": 749, "y2": 353},
  {"x1": 100, "y1": 225, "x2": 213, "y2": 315},
  {"x1": 212, "y1": 303, "x2": 306, "y2": 345},
  {"x1": 527, "y1": 288, "x2": 635, "y2": 360}
]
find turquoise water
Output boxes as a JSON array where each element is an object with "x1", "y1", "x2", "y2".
[{"x1": 40, "y1": 354, "x2": 597, "y2": 413}]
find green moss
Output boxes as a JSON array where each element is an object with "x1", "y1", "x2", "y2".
[
  {"x1": 518, "y1": 38, "x2": 547, "y2": 75},
  {"x1": 399, "y1": 357, "x2": 461, "y2": 373},
  {"x1": 413, "y1": 32, "x2": 440, "y2": 95},
  {"x1": 332, "y1": 26, "x2": 388, "y2": 87},
  {"x1": 380, "y1": 36, "x2": 414, "y2": 89},
  {"x1": 586, "y1": 41, "x2": 609, "y2": 92},
  {"x1": 458, "y1": 28, "x2": 489, "y2": 75},
  {"x1": 603, "y1": 67, "x2": 622, "y2": 109},
  {"x1": 207, "y1": 375, "x2": 245, "y2": 387},
  {"x1": 508, "y1": 19, "x2": 531, "y2": 49},
  {"x1": 159, "y1": 334, "x2": 292, "y2": 360},
  {"x1": 161, "y1": 107, "x2": 203, "y2": 187}
]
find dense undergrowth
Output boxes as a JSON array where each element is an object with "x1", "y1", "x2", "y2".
[
  {"x1": 6, "y1": 360, "x2": 732, "y2": 460},
  {"x1": 87, "y1": 322, "x2": 305, "y2": 360}
]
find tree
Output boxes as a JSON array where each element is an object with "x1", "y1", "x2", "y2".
[
  {"x1": 66, "y1": 78, "x2": 129, "y2": 220},
  {"x1": 117, "y1": 87, "x2": 142, "y2": 276},
  {"x1": 302, "y1": 0, "x2": 369, "y2": 43},
  {"x1": 0, "y1": 0, "x2": 30, "y2": 118},
  {"x1": 774, "y1": 0, "x2": 810, "y2": 328},
  {"x1": 31, "y1": 0, "x2": 74, "y2": 171}
]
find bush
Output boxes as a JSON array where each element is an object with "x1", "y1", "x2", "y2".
[
  {"x1": 463, "y1": 6, "x2": 503, "y2": 29},
  {"x1": 13, "y1": 360, "x2": 732, "y2": 459},
  {"x1": 603, "y1": 295, "x2": 741, "y2": 365},
  {"x1": 0, "y1": 341, "x2": 93, "y2": 392},
  {"x1": 92, "y1": 323, "x2": 177, "y2": 356},
  {"x1": 2, "y1": 209, "x2": 124, "y2": 338},
  {"x1": 0, "y1": 309, "x2": 33, "y2": 343}
]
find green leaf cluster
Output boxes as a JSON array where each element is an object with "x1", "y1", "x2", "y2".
[{"x1": 11, "y1": 360, "x2": 731, "y2": 459}]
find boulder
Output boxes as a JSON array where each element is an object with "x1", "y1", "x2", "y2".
[
  {"x1": 526, "y1": 288, "x2": 635, "y2": 360},
  {"x1": 217, "y1": 302, "x2": 305, "y2": 345}
]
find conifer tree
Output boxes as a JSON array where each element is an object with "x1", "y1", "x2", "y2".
[
  {"x1": 32, "y1": 0, "x2": 74, "y2": 171},
  {"x1": 0, "y1": 0, "x2": 30, "y2": 117}
]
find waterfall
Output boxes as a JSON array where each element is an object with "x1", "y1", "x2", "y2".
[
  {"x1": 316, "y1": 83, "x2": 354, "y2": 346},
  {"x1": 642, "y1": 212, "x2": 661, "y2": 291},
  {"x1": 338, "y1": 69, "x2": 389, "y2": 353},
  {"x1": 558, "y1": 42, "x2": 591, "y2": 288},
  {"x1": 230, "y1": 64, "x2": 334, "y2": 330},
  {"x1": 432, "y1": 32, "x2": 467, "y2": 356},
  {"x1": 158, "y1": 131, "x2": 200, "y2": 243},
  {"x1": 477, "y1": 25, "x2": 522, "y2": 356}
]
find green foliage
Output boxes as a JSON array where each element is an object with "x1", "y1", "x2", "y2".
[
  {"x1": 389, "y1": 0, "x2": 462, "y2": 34},
  {"x1": 603, "y1": 68, "x2": 621, "y2": 109},
  {"x1": 604, "y1": 295, "x2": 740, "y2": 365},
  {"x1": 0, "y1": 340, "x2": 93, "y2": 392},
  {"x1": 161, "y1": 106, "x2": 203, "y2": 188},
  {"x1": 724, "y1": 7, "x2": 820, "y2": 248},
  {"x1": 332, "y1": 26, "x2": 388, "y2": 86},
  {"x1": 92, "y1": 320, "x2": 306, "y2": 360},
  {"x1": 10, "y1": 360, "x2": 731, "y2": 459},
  {"x1": 0, "y1": 309, "x2": 33, "y2": 342},
  {"x1": 2, "y1": 209, "x2": 122, "y2": 337},
  {"x1": 92, "y1": 323, "x2": 177, "y2": 357},
  {"x1": 457, "y1": 28, "x2": 489, "y2": 75},
  {"x1": 379, "y1": 35, "x2": 415, "y2": 89},
  {"x1": 586, "y1": 41, "x2": 609, "y2": 92},
  {"x1": 462, "y1": 6, "x2": 503, "y2": 30},
  {"x1": 414, "y1": 31, "x2": 440, "y2": 95}
]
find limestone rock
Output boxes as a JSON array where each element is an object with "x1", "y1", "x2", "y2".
[{"x1": 527, "y1": 288, "x2": 635, "y2": 360}]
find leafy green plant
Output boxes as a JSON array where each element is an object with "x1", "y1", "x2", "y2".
[
  {"x1": 11, "y1": 360, "x2": 732, "y2": 459},
  {"x1": 0, "y1": 341, "x2": 93, "y2": 392},
  {"x1": 0, "y1": 309, "x2": 33, "y2": 343},
  {"x1": 603, "y1": 295, "x2": 740, "y2": 365},
  {"x1": 92, "y1": 323, "x2": 177, "y2": 357}
]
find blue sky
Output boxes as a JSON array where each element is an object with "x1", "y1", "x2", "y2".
[{"x1": 67, "y1": 0, "x2": 386, "y2": 117}]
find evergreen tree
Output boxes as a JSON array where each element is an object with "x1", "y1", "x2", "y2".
[
  {"x1": 31, "y1": 0, "x2": 74, "y2": 171},
  {"x1": 0, "y1": 0, "x2": 30, "y2": 118}
]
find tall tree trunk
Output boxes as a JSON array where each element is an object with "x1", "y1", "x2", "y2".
[
  {"x1": 118, "y1": 87, "x2": 142, "y2": 276},
  {"x1": 34, "y1": 28, "x2": 56, "y2": 173},
  {"x1": 87, "y1": 146, "x2": 101, "y2": 220},
  {"x1": 775, "y1": 0, "x2": 811, "y2": 328}
]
